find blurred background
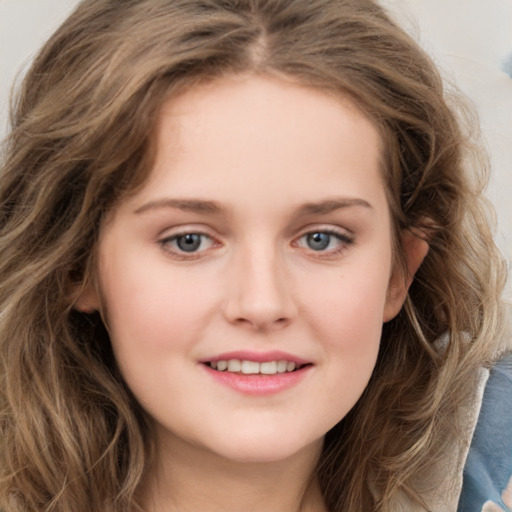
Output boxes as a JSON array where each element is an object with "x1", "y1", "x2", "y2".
[{"x1": 1, "y1": 0, "x2": 511, "y2": 299}]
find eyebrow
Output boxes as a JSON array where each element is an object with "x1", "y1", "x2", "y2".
[
  {"x1": 134, "y1": 198, "x2": 222, "y2": 215},
  {"x1": 296, "y1": 198, "x2": 373, "y2": 216},
  {"x1": 133, "y1": 197, "x2": 372, "y2": 216}
]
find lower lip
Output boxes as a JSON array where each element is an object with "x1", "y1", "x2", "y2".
[{"x1": 201, "y1": 364, "x2": 312, "y2": 395}]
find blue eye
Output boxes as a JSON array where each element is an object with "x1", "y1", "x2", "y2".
[
  {"x1": 306, "y1": 232, "x2": 332, "y2": 251},
  {"x1": 175, "y1": 233, "x2": 203, "y2": 252},
  {"x1": 162, "y1": 233, "x2": 214, "y2": 254},
  {"x1": 297, "y1": 230, "x2": 353, "y2": 253}
]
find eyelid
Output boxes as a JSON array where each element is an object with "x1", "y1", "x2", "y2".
[
  {"x1": 292, "y1": 225, "x2": 355, "y2": 256},
  {"x1": 157, "y1": 226, "x2": 222, "y2": 259},
  {"x1": 294, "y1": 223, "x2": 354, "y2": 241}
]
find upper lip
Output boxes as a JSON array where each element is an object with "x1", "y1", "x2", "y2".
[{"x1": 199, "y1": 350, "x2": 311, "y2": 365}]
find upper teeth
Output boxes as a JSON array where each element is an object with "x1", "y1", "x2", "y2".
[{"x1": 210, "y1": 360, "x2": 297, "y2": 375}]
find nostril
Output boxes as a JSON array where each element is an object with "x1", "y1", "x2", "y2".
[{"x1": 228, "y1": 315, "x2": 290, "y2": 331}]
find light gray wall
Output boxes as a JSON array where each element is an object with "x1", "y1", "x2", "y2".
[
  {"x1": 0, "y1": 0, "x2": 78, "y2": 131},
  {"x1": 1, "y1": 0, "x2": 511, "y2": 298},
  {"x1": 382, "y1": 0, "x2": 512, "y2": 299}
]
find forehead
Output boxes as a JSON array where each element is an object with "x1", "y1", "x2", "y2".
[{"x1": 124, "y1": 74, "x2": 386, "y2": 215}]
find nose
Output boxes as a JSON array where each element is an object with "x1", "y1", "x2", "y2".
[{"x1": 222, "y1": 244, "x2": 297, "y2": 331}]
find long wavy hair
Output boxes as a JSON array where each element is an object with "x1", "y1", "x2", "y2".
[{"x1": 0, "y1": 0, "x2": 507, "y2": 510}]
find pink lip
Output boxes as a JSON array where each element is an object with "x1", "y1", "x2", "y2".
[
  {"x1": 201, "y1": 363, "x2": 312, "y2": 396},
  {"x1": 199, "y1": 350, "x2": 310, "y2": 365}
]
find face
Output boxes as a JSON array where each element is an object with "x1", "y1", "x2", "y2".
[{"x1": 80, "y1": 74, "x2": 414, "y2": 465}]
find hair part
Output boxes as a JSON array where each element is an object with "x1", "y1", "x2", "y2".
[{"x1": 0, "y1": 1, "x2": 506, "y2": 511}]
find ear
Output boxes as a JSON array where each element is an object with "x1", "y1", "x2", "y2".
[
  {"x1": 73, "y1": 282, "x2": 101, "y2": 314},
  {"x1": 383, "y1": 229, "x2": 429, "y2": 322}
]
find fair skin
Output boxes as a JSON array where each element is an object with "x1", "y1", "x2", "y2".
[{"x1": 78, "y1": 74, "x2": 427, "y2": 512}]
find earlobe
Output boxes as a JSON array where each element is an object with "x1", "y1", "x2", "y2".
[
  {"x1": 383, "y1": 229, "x2": 429, "y2": 322},
  {"x1": 73, "y1": 282, "x2": 101, "y2": 314}
]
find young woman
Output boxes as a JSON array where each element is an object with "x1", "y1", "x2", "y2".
[{"x1": 0, "y1": 1, "x2": 509, "y2": 511}]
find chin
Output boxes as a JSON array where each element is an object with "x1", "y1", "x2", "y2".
[{"x1": 205, "y1": 430, "x2": 322, "y2": 465}]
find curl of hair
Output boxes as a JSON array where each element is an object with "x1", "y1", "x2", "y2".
[{"x1": 0, "y1": 1, "x2": 507, "y2": 510}]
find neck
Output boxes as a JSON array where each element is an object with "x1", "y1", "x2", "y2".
[{"x1": 138, "y1": 432, "x2": 326, "y2": 512}]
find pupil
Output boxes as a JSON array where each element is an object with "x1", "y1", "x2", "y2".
[
  {"x1": 307, "y1": 232, "x2": 330, "y2": 250},
  {"x1": 177, "y1": 234, "x2": 201, "y2": 252}
]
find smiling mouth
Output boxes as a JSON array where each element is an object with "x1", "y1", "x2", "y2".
[{"x1": 205, "y1": 360, "x2": 309, "y2": 375}]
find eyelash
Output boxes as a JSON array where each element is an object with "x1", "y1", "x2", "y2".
[
  {"x1": 158, "y1": 228, "x2": 354, "y2": 259},
  {"x1": 294, "y1": 229, "x2": 354, "y2": 258},
  {"x1": 159, "y1": 231, "x2": 217, "y2": 260}
]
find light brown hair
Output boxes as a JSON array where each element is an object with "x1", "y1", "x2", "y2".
[{"x1": 0, "y1": 0, "x2": 506, "y2": 510}]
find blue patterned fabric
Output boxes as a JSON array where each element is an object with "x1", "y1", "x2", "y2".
[{"x1": 458, "y1": 354, "x2": 512, "y2": 511}]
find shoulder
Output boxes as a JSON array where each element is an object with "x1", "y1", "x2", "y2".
[{"x1": 458, "y1": 353, "x2": 512, "y2": 512}]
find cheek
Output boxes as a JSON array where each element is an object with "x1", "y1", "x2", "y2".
[
  {"x1": 318, "y1": 284, "x2": 384, "y2": 381},
  {"x1": 99, "y1": 262, "x2": 222, "y2": 414},
  {"x1": 99, "y1": 251, "x2": 221, "y2": 366},
  {"x1": 113, "y1": 284, "x2": 205, "y2": 337},
  {"x1": 303, "y1": 261, "x2": 390, "y2": 346},
  {"x1": 298, "y1": 260, "x2": 391, "y2": 412}
]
